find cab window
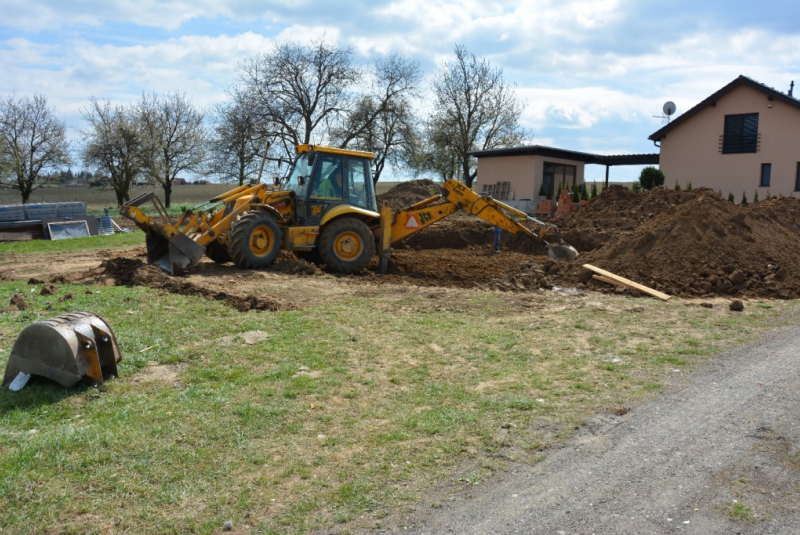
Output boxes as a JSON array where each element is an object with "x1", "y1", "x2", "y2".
[
  {"x1": 284, "y1": 152, "x2": 312, "y2": 197},
  {"x1": 309, "y1": 155, "x2": 345, "y2": 201},
  {"x1": 346, "y1": 157, "x2": 376, "y2": 211}
]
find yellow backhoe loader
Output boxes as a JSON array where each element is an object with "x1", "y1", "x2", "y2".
[{"x1": 120, "y1": 144, "x2": 577, "y2": 275}]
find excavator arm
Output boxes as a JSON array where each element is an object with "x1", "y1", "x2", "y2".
[{"x1": 378, "y1": 179, "x2": 577, "y2": 274}]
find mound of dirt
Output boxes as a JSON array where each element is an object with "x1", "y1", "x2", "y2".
[
  {"x1": 553, "y1": 189, "x2": 800, "y2": 298},
  {"x1": 553, "y1": 185, "x2": 708, "y2": 252},
  {"x1": 377, "y1": 179, "x2": 444, "y2": 210},
  {"x1": 69, "y1": 183, "x2": 800, "y2": 302},
  {"x1": 100, "y1": 258, "x2": 291, "y2": 312}
]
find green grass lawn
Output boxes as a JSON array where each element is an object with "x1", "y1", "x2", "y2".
[{"x1": 0, "y1": 239, "x2": 797, "y2": 533}]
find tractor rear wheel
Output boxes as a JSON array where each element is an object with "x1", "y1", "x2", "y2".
[
  {"x1": 205, "y1": 240, "x2": 232, "y2": 264},
  {"x1": 229, "y1": 211, "x2": 283, "y2": 269},
  {"x1": 319, "y1": 218, "x2": 375, "y2": 274}
]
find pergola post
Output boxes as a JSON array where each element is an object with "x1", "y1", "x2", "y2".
[{"x1": 604, "y1": 165, "x2": 610, "y2": 188}]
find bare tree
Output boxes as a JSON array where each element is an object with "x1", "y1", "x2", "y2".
[
  {"x1": 207, "y1": 89, "x2": 271, "y2": 186},
  {"x1": 238, "y1": 38, "x2": 360, "y2": 161},
  {"x1": 334, "y1": 53, "x2": 421, "y2": 184},
  {"x1": 411, "y1": 116, "x2": 461, "y2": 182},
  {"x1": 139, "y1": 92, "x2": 206, "y2": 207},
  {"x1": 0, "y1": 94, "x2": 71, "y2": 203},
  {"x1": 426, "y1": 44, "x2": 528, "y2": 188},
  {"x1": 81, "y1": 98, "x2": 145, "y2": 206}
]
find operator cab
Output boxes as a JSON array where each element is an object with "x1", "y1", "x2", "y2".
[{"x1": 283, "y1": 145, "x2": 377, "y2": 225}]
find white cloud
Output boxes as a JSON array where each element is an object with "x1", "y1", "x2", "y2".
[
  {"x1": 1, "y1": 0, "x2": 799, "y2": 172},
  {"x1": 519, "y1": 86, "x2": 655, "y2": 130}
]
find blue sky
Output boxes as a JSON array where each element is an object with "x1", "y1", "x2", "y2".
[{"x1": 2, "y1": 0, "x2": 799, "y2": 182}]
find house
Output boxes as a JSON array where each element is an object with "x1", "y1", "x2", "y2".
[
  {"x1": 469, "y1": 146, "x2": 658, "y2": 213},
  {"x1": 649, "y1": 76, "x2": 800, "y2": 197}
]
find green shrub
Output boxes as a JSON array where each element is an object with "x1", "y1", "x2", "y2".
[
  {"x1": 674, "y1": 182, "x2": 681, "y2": 191},
  {"x1": 728, "y1": 192, "x2": 735, "y2": 203},
  {"x1": 632, "y1": 182, "x2": 642, "y2": 193},
  {"x1": 686, "y1": 181, "x2": 692, "y2": 191},
  {"x1": 572, "y1": 185, "x2": 579, "y2": 203},
  {"x1": 581, "y1": 186, "x2": 589, "y2": 201},
  {"x1": 753, "y1": 191, "x2": 759, "y2": 203},
  {"x1": 741, "y1": 191, "x2": 748, "y2": 205},
  {"x1": 590, "y1": 182, "x2": 598, "y2": 199},
  {"x1": 638, "y1": 166, "x2": 665, "y2": 190}
]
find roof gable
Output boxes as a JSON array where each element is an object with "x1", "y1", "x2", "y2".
[{"x1": 648, "y1": 76, "x2": 800, "y2": 141}]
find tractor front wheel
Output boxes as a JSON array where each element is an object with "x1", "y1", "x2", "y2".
[
  {"x1": 319, "y1": 218, "x2": 375, "y2": 274},
  {"x1": 229, "y1": 211, "x2": 283, "y2": 269}
]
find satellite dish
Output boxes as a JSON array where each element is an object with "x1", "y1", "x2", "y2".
[{"x1": 663, "y1": 101, "x2": 676, "y2": 116}]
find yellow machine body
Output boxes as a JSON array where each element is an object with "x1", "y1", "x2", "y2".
[{"x1": 120, "y1": 145, "x2": 576, "y2": 276}]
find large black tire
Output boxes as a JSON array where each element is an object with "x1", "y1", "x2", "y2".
[
  {"x1": 229, "y1": 211, "x2": 283, "y2": 269},
  {"x1": 318, "y1": 218, "x2": 375, "y2": 274},
  {"x1": 205, "y1": 240, "x2": 232, "y2": 264}
]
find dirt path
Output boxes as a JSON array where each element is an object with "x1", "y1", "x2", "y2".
[{"x1": 383, "y1": 321, "x2": 800, "y2": 534}]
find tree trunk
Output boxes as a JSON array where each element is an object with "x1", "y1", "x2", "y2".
[{"x1": 163, "y1": 182, "x2": 172, "y2": 208}]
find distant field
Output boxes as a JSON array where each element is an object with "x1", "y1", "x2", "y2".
[{"x1": 0, "y1": 182, "x2": 404, "y2": 214}]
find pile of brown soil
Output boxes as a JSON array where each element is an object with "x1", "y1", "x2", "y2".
[
  {"x1": 551, "y1": 188, "x2": 800, "y2": 298},
  {"x1": 73, "y1": 182, "x2": 800, "y2": 306},
  {"x1": 377, "y1": 179, "x2": 444, "y2": 209}
]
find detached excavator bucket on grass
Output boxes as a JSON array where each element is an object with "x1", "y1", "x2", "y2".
[{"x1": 3, "y1": 312, "x2": 122, "y2": 391}]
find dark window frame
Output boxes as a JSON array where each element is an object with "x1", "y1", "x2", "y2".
[
  {"x1": 760, "y1": 163, "x2": 771, "y2": 187},
  {"x1": 795, "y1": 163, "x2": 800, "y2": 192},
  {"x1": 543, "y1": 161, "x2": 578, "y2": 189},
  {"x1": 722, "y1": 113, "x2": 759, "y2": 154}
]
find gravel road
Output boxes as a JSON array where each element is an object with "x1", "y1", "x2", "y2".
[{"x1": 390, "y1": 324, "x2": 800, "y2": 534}]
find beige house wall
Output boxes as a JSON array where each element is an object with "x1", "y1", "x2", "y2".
[
  {"x1": 659, "y1": 85, "x2": 800, "y2": 197},
  {"x1": 474, "y1": 155, "x2": 585, "y2": 199}
]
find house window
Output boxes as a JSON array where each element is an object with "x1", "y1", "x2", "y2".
[
  {"x1": 760, "y1": 164, "x2": 771, "y2": 187},
  {"x1": 543, "y1": 162, "x2": 577, "y2": 189},
  {"x1": 722, "y1": 113, "x2": 759, "y2": 154}
]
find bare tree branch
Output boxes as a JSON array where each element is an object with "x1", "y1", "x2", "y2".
[
  {"x1": 138, "y1": 92, "x2": 207, "y2": 207},
  {"x1": 80, "y1": 98, "x2": 145, "y2": 206},
  {"x1": 422, "y1": 44, "x2": 528, "y2": 188},
  {"x1": 0, "y1": 94, "x2": 71, "y2": 203}
]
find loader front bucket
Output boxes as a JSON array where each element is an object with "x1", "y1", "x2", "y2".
[
  {"x1": 121, "y1": 191, "x2": 206, "y2": 275},
  {"x1": 145, "y1": 227, "x2": 205, "y2": 275},
  {"x1": 2, "y1": 312, "x2": 122, "y2": 391}
]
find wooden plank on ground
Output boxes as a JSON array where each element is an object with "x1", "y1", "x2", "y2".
[
  {"x1": 592, "y1": 274, "x2": 625, "y2": 287},
  {"x1": 584, "y1": 264, "x2": 671, "y2": 301}
]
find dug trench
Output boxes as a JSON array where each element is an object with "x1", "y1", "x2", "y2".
[{"x1": 44, "y1": 181, "x2": 800, "y2": 309}]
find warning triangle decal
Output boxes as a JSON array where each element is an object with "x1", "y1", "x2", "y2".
[{"x1": 405, "y1": 214, "x2": 421, "y2": 229}]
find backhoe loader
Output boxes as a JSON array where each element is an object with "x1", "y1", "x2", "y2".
[{"x1": 120, "y1": 144, "x2": 577, "y2": 276}]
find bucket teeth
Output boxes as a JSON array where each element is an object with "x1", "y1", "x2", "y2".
[{"x1": 2, "y1": 312, "x2": 123, "y2": 390}]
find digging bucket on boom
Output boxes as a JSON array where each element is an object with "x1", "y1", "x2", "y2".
[{"x1": 2, "y1": 312, "x2": 122, "y2": 391}]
